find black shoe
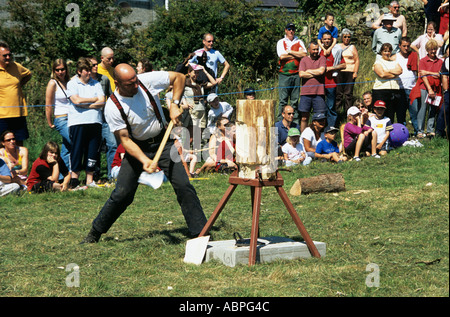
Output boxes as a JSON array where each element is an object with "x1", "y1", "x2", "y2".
[
  {"x1": 69, "y1": 178, "x2": 80, "y2": 189},
  {"x1": 80, "y1": 227, "x2": 102, "y2": 244}
]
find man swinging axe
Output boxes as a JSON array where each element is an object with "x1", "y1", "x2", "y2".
[{"x1": 81, "y1": 64, "x2": 207, "y2": 243}]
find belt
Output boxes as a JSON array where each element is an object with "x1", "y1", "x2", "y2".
[
  {"x1": 134, "y1": 130, "x2": 167, "y2": 148},
  {"x1": 54, "y1": 114, "x2": 68, "y2": 118}
]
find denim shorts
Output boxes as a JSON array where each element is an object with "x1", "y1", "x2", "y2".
[{"x1": 298, "y1": 95, "x2": 326, "y2": 114}]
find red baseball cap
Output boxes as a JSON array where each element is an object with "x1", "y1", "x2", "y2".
[{"x1": 373, "y1": 100, "x2": 386, "y2": 108}]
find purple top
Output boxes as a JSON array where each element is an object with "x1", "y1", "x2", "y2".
[{"x1": 343, "y1": 122, "x2": 371, "y2": 148}]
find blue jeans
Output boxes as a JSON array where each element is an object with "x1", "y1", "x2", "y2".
[
  {"x1": 401, "y1": 89, "x2": 419, "y2": 135},
  {"x1": 325, "y1": 87, "x2": 337, "y2": 128},
  {"x1": 102, "y1": 121, "x2": 118, "y2": 179},
  {"x1": 53, "y1": 116, "x2": 71, "y2": 170},
  {"x1": 417, "y1": 89, "x2": 438, "y2": 134}
]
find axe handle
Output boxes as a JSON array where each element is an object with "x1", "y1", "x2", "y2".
[
  {"x1": 148, "y1": 120, "x2": 175, "y2": 173},
  {"x1": 149, "y1": 103, "x2": 184, "y2": 173}
]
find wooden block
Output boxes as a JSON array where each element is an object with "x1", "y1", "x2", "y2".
[{"x1": 235, "y1": 99, "x2": 277, "y2": 179}]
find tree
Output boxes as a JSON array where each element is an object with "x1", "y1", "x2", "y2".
[
  {"x1": 129, "y1": 0, "x2": 289, "y2": 79},
  {"x1": 0, "y1": 0, "x2": 132, "y2": 106},
  {"x1": 0, "y1": 0, "x2": 132, "y2": 63}
]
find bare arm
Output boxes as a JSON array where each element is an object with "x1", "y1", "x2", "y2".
[
  {"x1": 216, "y1": 61, "x2": 230, "y2": 84},
  {"x1": 45, "y1": 80, "x2": 57, "y2": 128},
  {"x1": 167, "y1": 71, "x2": 186, "y2": 125},
  {"x1": 299, "y1": 66, "x2": 326, "y2": 78},
  {"x1": 199, "y1": 66, "x2": 217, "y2": 87},
  {"x1": 115, "y1": 129, "x2": 154, "y2": 173},
  {"x1": 353, "y1": 46, "x2": 360, "y2": 78},
  {"x1": 326, "y1": 62, "x2": 347, "y2": 72},
  {"x1": 69, "y1": 94, "x2": 103, "y2": 108},
  {"x1": 373, "y1": 63, "x2": 400, "y2": 79},
  {"x1": 302, "y1": 138, "x2": 315, "y2": 153},
  {"x1": 48, "y1": 161, "x2": 60, "y2": 182},
  {"x1": 18, "y1": 147, "x2": 28, "y2": 176}
]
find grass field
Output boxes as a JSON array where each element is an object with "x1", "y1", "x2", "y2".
[{"x1": 0, "y1": 137, "x2": 448, "y2": 299}]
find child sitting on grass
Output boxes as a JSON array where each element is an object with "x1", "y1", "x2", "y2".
[
  {"x1": 343, "y1": 106, "x2": 379, "y2": 161},
  {"x1": 282, "y1": 128, "x2": 312, "y2": 167},
  {"x1": 364, "y1": 100, "x2": 393, "y2": 156},
  {"x1": 26, "y1": 141, "x2": 71, "y2": 193},
  {"x1": 315, "y1": 126, "x2": 346, "y2": 162}
]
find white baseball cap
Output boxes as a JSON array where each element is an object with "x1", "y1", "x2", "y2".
[{"x1": 347, "y1": 106, "x2": 361, "y2": 116}]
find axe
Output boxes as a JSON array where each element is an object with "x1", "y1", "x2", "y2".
[{"x1": 148, "y1": 107, "x2": 183, "y2": 173}]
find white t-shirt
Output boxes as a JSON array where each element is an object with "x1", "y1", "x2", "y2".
[
  {"x1": 373, "y1": 58, "x2": 401, "y2": 90},
  {"x1": 282, "y1": 142, "x2": 306, "y2": 161},
  {"x1": 366, "y1": 116, "x2": 393, "y2": 144},
  {"x1": 206, "y1": 102, "x2": 233, "y2": 133},
  {"x1": 300, "y1": 127, "x2": 325, "y2": 158},
  {"x1": 396, "y1": 53, "x2": 417, "y2": 90},
  {"x1": 104, "y1": 71, "x2": 170, "y2": 140},
  {"x1": 66, "y1": 77, "x2": 104, "y2": 127}
]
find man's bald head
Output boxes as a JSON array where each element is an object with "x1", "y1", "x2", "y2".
[
  {"x1": 282, "y1": 105, "x2": 295, "y2": 123},
  {"x1": 114, "y1": 63, "x2": 138, "y2": 97},
  {"x1": 101, "y1": 47, "x2": 114, "y2": 57},
  {"x1": 100, "y1": 47, "x2": 114, "y2": 68}
]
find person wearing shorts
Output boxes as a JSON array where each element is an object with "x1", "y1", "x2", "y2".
[{"x1": 298, "y1": 41, "x2": 327, "y2": 132}]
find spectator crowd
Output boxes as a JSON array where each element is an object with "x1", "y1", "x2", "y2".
[{"x1": 1, "y1": 0, "x2": 449, "y2": 198}]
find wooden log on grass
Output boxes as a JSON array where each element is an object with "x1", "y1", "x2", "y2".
[{"x1": 290, "y1": 173, "x2": 346, "y2": 196}]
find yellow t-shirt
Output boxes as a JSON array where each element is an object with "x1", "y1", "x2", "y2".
[
  {"x1": 97, "y1": 64, "x2": 115, "y2": 92},
  {"x1": 0, "y1": 62, "x2": 31, "y2": 118}
]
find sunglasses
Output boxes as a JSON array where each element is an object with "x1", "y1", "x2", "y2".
[
  {"x1": 55, "y1": 68, "x2": 66, "y2": 72},
  {"x1": 285, "y1": 112, "x2": 295, "y2": 115},
  {"x1": 4, "y1": 138, "x2": 16, "y2": 142},
  {"x1": 91, "y1": 63, "x2": 98, "y2": 67},
  {"x1": 2, "y1": 53, "x2": 12, "y2": 58},
  {"x1": 286, "y1": 28, "x2": 295, "y2": 31}
]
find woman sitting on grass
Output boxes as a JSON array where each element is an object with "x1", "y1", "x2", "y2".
[
  {"x1": 300, "y1": 113, "x2": 327, "y2": 159},
  {"x1": 26, "y1": 141, "x2": 71, "y2": 193},
  {"x1": 343, "y1": 106, "x2": 379, "y2": 162},
  {"x1": 194, "y1": 117, "x2": 236, "y2": 175},
  {"x1": 0, "y1": 130, "x2": 29, "y2": 186}
]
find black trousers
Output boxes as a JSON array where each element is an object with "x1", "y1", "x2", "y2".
[{"x1": 92, "y1": 138, "x2": 207, "y2": 236}]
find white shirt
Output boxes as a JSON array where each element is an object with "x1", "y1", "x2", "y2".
[
  {"x1": 300, "y1": 127, "x2": 325, "y2": 158},
  {"x1": 206, "y1": 102, "x2": 233, "y2": 133},
  {"x1": 66, "y1": 77, "x2": 104, "y2": 127},
  {"x1": 282, "y1": 142, "x2": 306, "y2": 161},
  {"x1": 104, "y1": 71, "x2": 170, "y2": 140},
  {"x1": 366, "y1": 116, "x2": 392, "y2": 144},
  {"x1": 396, "y1": 53, "x2": 417, "y2": 90},
  {"x1": 276, "y1": 36, "x2": 306, "y2": 57}
]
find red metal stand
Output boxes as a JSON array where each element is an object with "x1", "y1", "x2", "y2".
[{"x1": 198, "y1": 170, "x2": 321, "y2": 266}]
